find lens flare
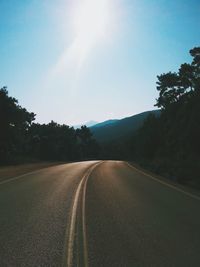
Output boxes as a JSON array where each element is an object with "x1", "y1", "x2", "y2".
[
  {"x1": 45, "y1": 0, "x2": 120, "y2": 97},
  {"x1": 69, "y1": 0, "x2": 116, "y2": 68},
  {"x1": 52, "y1": 0, "x2": 117, "y2": 77}
]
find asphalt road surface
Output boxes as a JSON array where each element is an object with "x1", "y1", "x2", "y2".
[{"x1": 0, "y1": 160, "x2": 200, "y2": 267}]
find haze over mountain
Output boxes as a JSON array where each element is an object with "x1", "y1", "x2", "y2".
[
  {"x1": 73, "y1": 120, "x2": 98, "y2": 129},
  {"x1": 90, "y1": 110, "x2": 160, "y2": 143},
  {"x1": 92, "y1": 119, "x2": 119, "y2": 128}
]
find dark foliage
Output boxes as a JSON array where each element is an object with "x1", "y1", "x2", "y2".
[
  {"x1": 0, "y1": 88, "x2": 99, "y2": 164},
  {"x1": 1, "y1": 46, "x2": 199, "y2": 189},
  {"x1": 0, "y1": 87, "x2": 35, "y2": 163},
  {"x1": 128, "y1": 47, "x2": 200, "y2": 188}
]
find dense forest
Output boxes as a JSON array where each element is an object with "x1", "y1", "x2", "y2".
[
  {"x1": 128, "y1": 47, "x2": 200, "y2": 188},
  {"x1": 0, "y1": 87, "x2": 99, "y2": 164},
  {"x1": 1, "y1": 46, "x2": 199, "y2": 188}
]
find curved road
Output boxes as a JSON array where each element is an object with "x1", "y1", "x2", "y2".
[{"x1": 0, "y1": 161, "x2": 200, "y2": 266}]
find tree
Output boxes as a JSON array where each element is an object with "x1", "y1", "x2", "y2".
[
  {"x1": 0, "y1": 87, "x2": 35, "y2": 163},
  {"x1": 0, "y1": 87, "x2": 101, "y2": 163},
  {"x1": 28, "y1": 122, "x2": 78, "y2": 160},
  {"x1": 76, "y1": 126, "x2": 99, "y2": 159},
  {"x1": 128, "y1": 47, "x2": 200, "y2": 187},
  {"x1": 155, "y1": 47, "x2": 200, "y2": 109}
]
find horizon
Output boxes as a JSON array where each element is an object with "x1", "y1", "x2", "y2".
[
  {"x1": 1, "y1": 0, "x2": 200, "y2": 125},
  {"x1": 71, "y1": 108, "x2": 158, "y2": 127}
]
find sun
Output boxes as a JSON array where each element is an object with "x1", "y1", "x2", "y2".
[
  {"x1": 68, "y1": 0, "x2": 115, "y2": 67},
  {"x1": 50, "y1": 0, "x2": 118, "y2": 81},
  {"x1": 72, "y1": 0, "x2": 111, "y2": 41}
]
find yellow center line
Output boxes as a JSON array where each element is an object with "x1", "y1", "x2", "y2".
[{"x1": 66, "y1": 161, "x2": 103, "y2": 267}]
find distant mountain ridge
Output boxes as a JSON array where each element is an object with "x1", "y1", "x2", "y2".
[
  {"x1": 90, "y1": 110, "x2": 160, "y2": 143},
  {"x1": 73, "y1": 120, "x2": 98, "y2": 129},
  {"x1": 92, "y1": 119, "x2": 119, "y2": 128}
]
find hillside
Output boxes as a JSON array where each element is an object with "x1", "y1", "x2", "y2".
[
  {"x1": 73, "y1": 120, "x2": 98, "y2": 129},
  {"x1": 90, "y1": 110, "x2": 160, "y2": 143},
  {"x1": 92, "y1": 119, "x2": 119, "y2": 128}
]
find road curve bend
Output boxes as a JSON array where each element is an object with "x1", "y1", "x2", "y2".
[
  {"x1": 0, "y1": 161, "x2": 99, "y2": 266},
  {"x1": 0, "y1": 160, "x2": 200, "y2": 267}
]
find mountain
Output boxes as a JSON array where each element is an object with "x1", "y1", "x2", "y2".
[
  {"x1": 92, "y1": 119, "x2": 119, "y2": 128},
  {"x1": 73, "y1": 120, "x2": 98, "y2": 129},
  {"x1": 90, "y1": 110, "x2": 160, "y2": 143}
]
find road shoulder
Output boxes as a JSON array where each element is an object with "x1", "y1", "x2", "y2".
[
  {"x1": 0, "y1": 162, "x2": 64, "y2": 183},
  {"x1": 127, "y1": 161, "x2": 200, "y2": 200}
]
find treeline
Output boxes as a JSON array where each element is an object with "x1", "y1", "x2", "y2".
[
  {"x1": 1, "y1": 46, "x2": 199, "y2": 188},
  {"x1": 128, "y1": 47, "x2": 200, "y2": 187},
  {"x1": 0, "y1": 88, "x2": 99, "y2": 164},
  {"x1": 97, "y1": 47, "x2": 200, "y2": 187}
]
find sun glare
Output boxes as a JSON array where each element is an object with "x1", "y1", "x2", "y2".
[
  {"x1": 68, "y1": 0, "x2": 116, "y2": 68},
  {"x1": 72, "y1": 0, "x2": 111, "y2": 41},
  {"x1": 50, "y1": 0, "x2": 118, "y2": 83}
]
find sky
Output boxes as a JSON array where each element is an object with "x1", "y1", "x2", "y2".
[{"x1": 0, "y1": 0, "x2": 200, "y2": 125}]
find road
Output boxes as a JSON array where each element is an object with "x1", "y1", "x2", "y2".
[{"x1": 0, "y1": 161, "x2": 200, "y2": 266}]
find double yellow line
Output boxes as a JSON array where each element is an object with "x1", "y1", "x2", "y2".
[{"x1": 66, "y1": 161, "x2": 102, "y2": 267}]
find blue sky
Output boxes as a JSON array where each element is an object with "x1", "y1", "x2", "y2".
[{"x1": 0, "y1": 0, "x2": 200, "y2": 125}]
